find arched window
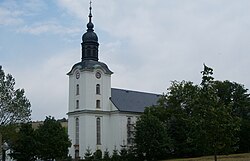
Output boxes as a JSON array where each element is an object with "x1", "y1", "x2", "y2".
[
  {"x1": 96, "y1": 100, "x2": 100, "y2": 109},
  {"x1": 75, "y1": 118, "x2": 79, "y2": 145},
  {"x1": 86, "y1": 46, "x2": 91, "y2": 57},
  {"x1": 96, "y1": 117, "x2": 101, "y2": 145},
  {"x1": 76, "y1": 84, "x2": 79, "y2": 95},
  {"x1": 76, "y1": 100, "x2": 79, "y2": 109},
  {"x1": 87, "y1": 49, "x2": 91, "y2": 57},
  {"x1": 127, "y1": 117, "x2": 132, "y2": 144},
  {"x1": 96, "y1": 84, "x2": 100, "y2": 95},
  {"x1": 93, "y1": 50, "x2": 97, "y2": 57}
]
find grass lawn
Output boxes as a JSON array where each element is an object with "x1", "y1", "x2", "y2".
[{"x1": 164, "y1": 153, "x2": 250, "y2": 161}]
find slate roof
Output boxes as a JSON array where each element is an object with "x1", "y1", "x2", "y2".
[{"x1": 111, "y1": 88, "x2": 161, "y2": 113}]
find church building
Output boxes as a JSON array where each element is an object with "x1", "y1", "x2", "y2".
[{"x1": 67, "y1": 4, "x2": 160, "y2": 159}]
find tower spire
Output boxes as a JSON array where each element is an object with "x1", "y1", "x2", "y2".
[
  {"x1": 81, "y1": 0, "x2": 99, "y2": 61},
  {"x1": 86, "y1": 0, "x2": 94, "y2": 31},
  {"x1": 89, "y1": 0, "x2": 92, "y2": 22}
]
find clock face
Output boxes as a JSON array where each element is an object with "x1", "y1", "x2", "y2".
[
  {"x1": 75, "y1": 71, "x2": 80, "y2": 79},
  {"x1": 95, "y1": 71, "x2": 101, "y2": 79}
]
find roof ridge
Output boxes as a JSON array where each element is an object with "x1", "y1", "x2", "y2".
[{"x1": 111, "y1": 87, "x2": 161, "y2": 96}]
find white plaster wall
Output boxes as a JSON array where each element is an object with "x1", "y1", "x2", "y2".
[
  {"x1": 68, "y1": 116, "x2": 75, "y2": 156},
  {"x1": 79, "y1": 69, "x2": 111, "y2": 111},
  {"x1": 68, "y1": 73, "x2": 74, "y2": 112},
  {"x1": 68, "y1": 67, "x2": 111, "y2": 112},
  {"x1": 68, "y1": 65, "x2": 113, "y2": 158},
  {"x1": 68, "y1": 109, "x2": 140, "y2": 159},
  {"x1": 68, "y1": 65, "x2": 141, "y2": 159}
]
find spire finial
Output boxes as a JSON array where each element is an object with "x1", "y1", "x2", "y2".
[
  {"x1": 89, "y1": 0, "x2": 92, "y2": 22},
  {"x1": 87, "y1": 0, "x2": 94, "y2": 31},
  {"x1": 90, "y1": 0, "x2": 92, "y2": 9}
]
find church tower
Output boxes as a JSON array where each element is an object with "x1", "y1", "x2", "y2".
[
  {"x1": 67, "y1": 2, "x2": 160, "y2": 160},
  {"x1": 67, "y1": 3, "x2": 113, "y2": 159}
]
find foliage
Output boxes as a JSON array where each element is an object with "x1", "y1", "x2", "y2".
[
  {"x1": 212, "y1": 80, "x2": 250, "y2": 153},
  {"x1": 164, "y1": 80, "x2": 199, "y2": 157},
  {"x1": 134, "y1": 111, "x2": 172, "y2": 161},
  {"x1": 84, "y1": 146, "x2": 93, "y2": 161},
  {"x1": 10, "y1": 123, "x2": 37, "y2": 161},
  {"x1": 103, "y1": 148, "x2": 110, "y2": 161},
  {"x1": 193, "y1": 65, "x2": 240, "y2": 159},
  {"x1": 93, "y1": 149, "x2": 102, "y2": 160},
  {"x1": 0, "y1": 66, "x2": 31, "y2": 125},
  {"x1": 135, "y1": 64, "x2": 247, "y2": 161},
  {"x1": 111, "y1": 146, "x2": 120, "y2": 161},
  {"x1": 238, "y1": 118, "x2": 250, "y2": 152},
  {"x1": 36, "y1": 116, "x2": 71, "y2": 161},
  {"x1": 9, "y1": 117, "x2": 72, "y2": 161},
  {"x1": 119, "y1": 145, "x2": 129, "y2": 161},
  {"x1": 0, "y1": 124, "x2": 19, "y2": 146}
]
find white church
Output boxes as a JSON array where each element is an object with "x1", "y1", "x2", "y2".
[{"x1": 67, "y1": 4, "x2": 160, "y2": 159}]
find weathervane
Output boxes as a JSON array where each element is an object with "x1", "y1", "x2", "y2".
[{"x1": 89, "y1": 0, "x2": 92, "y2": 11}]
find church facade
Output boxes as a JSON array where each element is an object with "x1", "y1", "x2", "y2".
[{"x1": 67, "y1": 5, "x2": 160, "y2": 159}]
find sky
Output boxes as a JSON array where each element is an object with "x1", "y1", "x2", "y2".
[{"x1": 1, "y1": 0, "x2": 250, "y2": 121}]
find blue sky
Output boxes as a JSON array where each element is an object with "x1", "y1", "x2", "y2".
[{"x1": 1, "y1": 0, "x2": 250, "y2": 121}]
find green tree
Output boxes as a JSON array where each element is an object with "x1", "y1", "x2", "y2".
[
  {"x1": 36, "y1": 116, "x2": 71, "y2": 161},
  {"x1": 93, "y1": 149, "x2": 102, "y2": 160},
  {"x1": 84, "y1": 146, "x2": 93, "y2": 161},
  {"x1": 119, "y1": 145, "x2": 128, "y2": 161},
  {"x1": 0, "y1": 66, "x2": 31, "y2": 125},
  {"x1": 163, "y1": 81, "x2": 200, "y2": 157},
  {"x1": 141, "y1": 64, "x2": 243, "y2": 160},
  {"x1": 103, "y1": 148, "x2": 110, "y2": 161},
  {"x1": 0, "y1": 66, "x2": 31, "y2": 156},
  {"x1": 213, "y1": 80, "x2": 250, "y2": 153},
  {"x1": 191, "y1": 64, "x2": 240, "y2": 161},
  {"x1": 10, "y1": 123, "x2": 37, "y2": 161},
  {"x1": 134, "y1": 111, "x2": 171, "y2": 161},
  {"x1": 111, "y1": 146, "x2": 120, "y2": 161}
]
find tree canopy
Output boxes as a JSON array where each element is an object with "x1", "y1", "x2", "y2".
[
  {"x1": 36, "y1": 116, "x2": 71, "y2": 161},
  {"x1": 134, "y1": 111, "x2": 172, "y2": 161},
  {"x1": 10, "y1": 123, "x2": 37, "y2": 161},
  {"x1": 134, "y1": 64, "x2": 249, "y2": 161},
  {"x1": 0, "y1": 66, "x2": 31, "y2": 125},
  {"x1": 10, "y1": 117, "x2": 71, "y2": 161}
]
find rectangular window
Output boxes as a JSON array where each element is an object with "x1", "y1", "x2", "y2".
[
  {"x1": 76, "y1": 100, "x2": 79, "y2": 109},
  {"x1": 96, "y1": 100, "x2": 100, "y2": 108},
  {"x1": 96, "y1": 117, "x2": 101, "y2": 145}
]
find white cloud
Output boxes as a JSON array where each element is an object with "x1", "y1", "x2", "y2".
[
  {"x1": 0, "y1": 7, "x2": 23, "y2": 25},
  {"x1": 55, "y1": 0, "x2": 85, "y2": 19},
  {"x1": 17, "y1": 21, "x2": 81, "y2": 35},
  {"x1": 0, "y1": 0, "x2": 47, "y2": 26},
  {"x1": 9, "y1": 49, "x2": 79, "y2": 120},
  {"x1": 2, "y1": 0, "x2": 250, "y2": 120}
]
